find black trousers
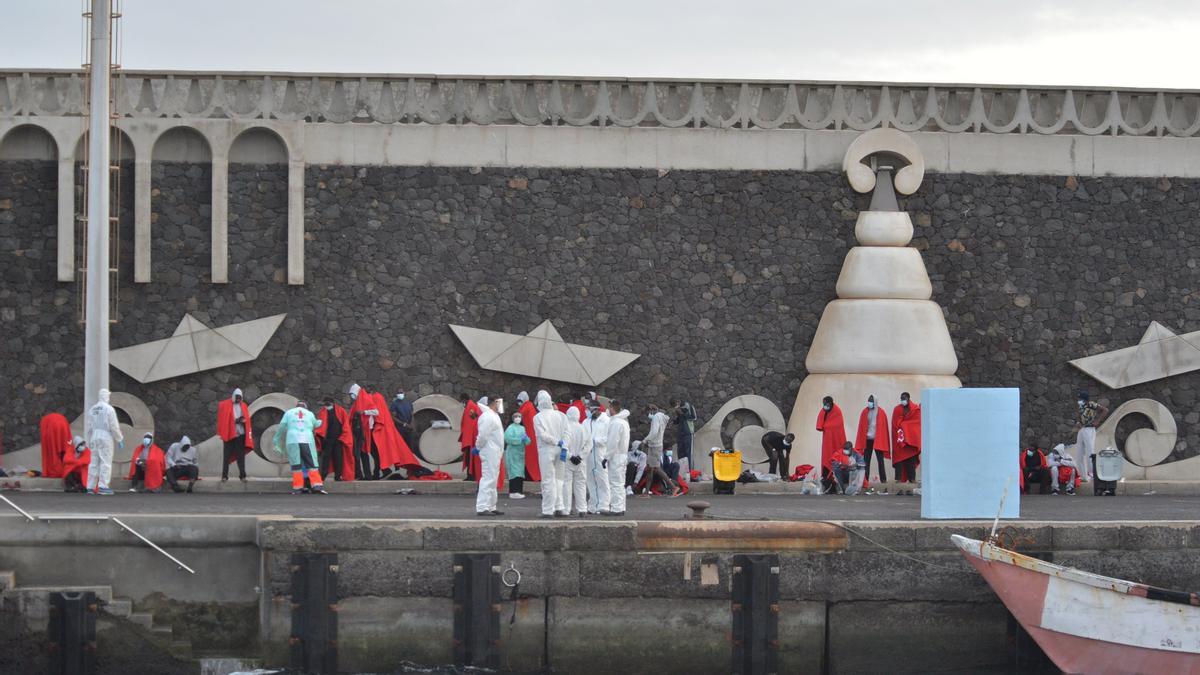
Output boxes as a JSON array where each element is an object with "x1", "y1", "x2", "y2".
[
  {"x1": 894, "y1": 457, "x2": 919, "y2": 483},
  {"x1": 319, "y1": 440, "x2": 344, "y2": 480},
  {"x1": 354, "y1": 430, "x2": 378, "y2": 480},
  {"x1": 130, "y1": 464, "x2": 145, "y2": 487},
  {"x1": 222, "y1": 435, "x2": 248, "y2": 479},
  {"x1": 508, "y1": 476, "x2": 523, "y2": 494},
  {"x1": 766, "y1": 446, "x2": 790, "y2": 478},
  {"x1": 1022, "y1": 467, "x2": 1050, "y2": 494},
  {"x1": 167, "y1": 465, "x2": 199, "y2": 488},
  {"x1": 862, "y1": 438, "x2": 887, "y2": 483},
  {"x1": 63, "y1": 473, "x2": 85, "y2": 492}
]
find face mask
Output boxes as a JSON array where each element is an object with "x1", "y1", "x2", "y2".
[
  {"x1": 823, "y1": 404, "x2": 831, "y2": 411},
  {"x1": 143, "y1": 438, "x2": 152, "y2": 446},
  {"x1": 350, "y1": 393, "x2": 357, "y2": 401},
  {"x1": 844, "y1": 449, "x2": 851, "y2": 456},
  {"x1": 1077, "y1": 400, "x2": 1085, "y2": 408},
  {"x1": 901, "y1": 399, "x2": 909, "y2": 407},
  {"x1": 398, "y1": 393, "x2": 405, "y2": 400},
  {"x1": 325, "y1": 404, "x2": 334, "y2": 410},
  {"x1": 1026, "y1": 449, "x2": 1034, "y2": 456},
  {"x1": 513, "y1": 416, "x2": 522, "y2": 424},
  {"x1": 867, "y1": 401, "x2": 875, "y2": 409},
  {"x1": 648, "y1": 414, "x2": 655, "y2": 421}
]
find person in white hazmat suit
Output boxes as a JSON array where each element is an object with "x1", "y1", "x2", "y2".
[
  {"x1": 602, "y1": 399, "x2": 631, "y2": 516},
  {"x1": 532, "y1": 390, "x2": 568, "y2": 518},
  {"x1": 474, "y1": 396, "x2": 505, "y2": 516},
  {"x1": 559, "y1": 406, "x2": 593, "y2": 517},
  {"x1": 582, "y1": 402, "x2": 611, "y2": 514},
  {"x1": 85, "y1": 388, "x2": 124, "y2": 495},
  {"x1": 272, "y1": 401, "x2": 327, "y2": 495}
]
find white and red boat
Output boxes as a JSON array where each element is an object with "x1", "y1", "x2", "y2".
[{"x1": 952, "y1": 534, "x2": 1200, "y2": 674}]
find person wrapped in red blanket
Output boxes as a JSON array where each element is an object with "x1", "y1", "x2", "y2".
[
  {"x1": 127, "y1": 432, "x2": 166, "y2": 493},
  {"x1": 62, "y1": 436, "x2": 90, "y2": 493},
  {"x1": 890, "y1": 392, "x2": 921, "y2": 496},
  {"x1": 39, "y1": 412, "x2": 71, "y2": 479}
]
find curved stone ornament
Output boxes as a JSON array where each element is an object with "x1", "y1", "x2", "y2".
[{"x1": 693, "y1": 395, "x2": 787, "y2": 476}]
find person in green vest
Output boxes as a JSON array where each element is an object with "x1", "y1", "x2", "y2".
[
  {"x1": 273, "y1": 401, "x2": 327, "y2": 495},
  {"x1": 503, "y1": 410, "x2": 531, "y2": 500}
]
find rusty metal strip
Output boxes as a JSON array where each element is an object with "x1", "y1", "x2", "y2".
[{"x1": 636, "y1": 521, "x2": 847, "y2": 551}]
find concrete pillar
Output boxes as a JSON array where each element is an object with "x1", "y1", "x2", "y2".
[
  {"x1": 56, "y1": 157, "x2": 75, "y2": 282},
  {"x1": 211, "y1": 150, "x2": 229, "y2": 284},
  {"x1": 133, "y1": 157, "x2": 152, "y2": 282},
  {"x1": 287, "y1": 158, "x2": 304, "y2": 285}
]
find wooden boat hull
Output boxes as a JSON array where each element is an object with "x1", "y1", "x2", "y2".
[{"x1": 952, "y1": 534, "x2": 1200, "y2": 675}]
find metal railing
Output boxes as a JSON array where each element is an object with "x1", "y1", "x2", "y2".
[{"x1": 0, "y1": 495, "x2": 196, "y2": 574}]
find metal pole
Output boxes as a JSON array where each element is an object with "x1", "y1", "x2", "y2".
[{"x1": 83, "y1": 0, "x2": 111, "y2": 413}]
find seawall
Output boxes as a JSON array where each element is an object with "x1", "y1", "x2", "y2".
[{"x1": 1, "y1": 514, "x2": 1197, "y2": 673}]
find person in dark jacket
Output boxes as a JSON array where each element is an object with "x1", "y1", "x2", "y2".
[
  {"x1": 389, "y1": 388, "x2": 416, "y2": 452},
  {"x1": 760, "y1": 431, "x2": 795, "y2": 479},
  {"x1": 669, "y1": 399, "x2": 698, "y2": 471}
]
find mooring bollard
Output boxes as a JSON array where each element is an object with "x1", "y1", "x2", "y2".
[
  {"x1": 48, "y1": 591, "x2": 97, "y2": 675},
  {"x1": 685, "y1": 500, "x2": 712, "y2": 518}
]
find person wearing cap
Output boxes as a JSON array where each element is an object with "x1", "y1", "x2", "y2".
[
  {"x1": 1074, "y1": 391, "x2": 1109, "y2": 481},
  {"x1": 273, "y1": 401, "x2": 327, "y2": 495},
  {"x1": 62, "y1": 436, "x2": 90, "y2": 493},
  {"x1": 217, "y1": 388, "x2": 253, "y2": 482}
]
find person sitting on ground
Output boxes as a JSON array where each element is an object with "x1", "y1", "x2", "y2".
[
  {"x1": 128, "y1": 432, "x2": 166, "y2": 493},
  {"x1": 1048, "y1": 444, "x2": 1078, "y2": 496},
  {"x1": 166, "y1": 435, "x2": 199, "y2": 493},
  {"x1": 825, "y1": 441, "x2": 863, "y2": 494},
  {"x1": 1019, "y1": 446, "x2": 1050, "y2": 495},
  {"x1": 625, "y1": 440, "x2": 647, "y2": 496},
  {"x1": 62, "y1": 436, "x2": 90, "y2": 493}
]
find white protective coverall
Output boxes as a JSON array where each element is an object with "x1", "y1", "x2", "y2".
[
  {"x1": 532, "y1": 390, "x2": 568, "y2": 516},
  {"x1": 559, "y1": 407, "x2": 593, "y2": 515},
  {"x1": 604, "y1": 409, "x2": 631, "y2": 513},
  {"x1": 583, "y1": 409, "x2": 611, "y2": 514},
  {"x1": 85, "y1": 388, "x2": 123, "y2": 491},
  {"x1": 474, "y1": 404, "x2": 505, "y2": 513}
]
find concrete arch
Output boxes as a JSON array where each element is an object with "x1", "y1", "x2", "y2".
[
  {"x1": 150, "y1": 126, "x2": 213, "y2": 287},
  {"x1": 228, "y1": 127, "x2": 289, "y2": 284},
  {"x1": 73, "y1": 127, "x2": 136, "y2": 162},
  {"x1": 0, "y1": 123, "x2": 59, "y2": 160}
]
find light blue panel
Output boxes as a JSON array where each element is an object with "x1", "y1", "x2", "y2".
[{"x1": 920, "y1": 387, "x2": 1021, "y2": 519}]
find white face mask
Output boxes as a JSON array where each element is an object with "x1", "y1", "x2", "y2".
[
  {"x1": 901, "y1": 399, "x2": 910, "y2": 407},
  {"x1": 143, "y1": 438, "x2": 152, "y2": 446},
  {"x1": 513, "y1": 416, "x2": 522, "y2": 425},
  {"x1": 867, "y1": 401, "x2": 875, "y2": 410},
  {"x1": 1077, "y1": 400, "x2": 1086, "y2": 408},
  {"x1": 397, "y1": 393, "x2": 405, "y2": 400},
  {"x1": 823, "y1": 404, "x2": 831, "y2": 411}
]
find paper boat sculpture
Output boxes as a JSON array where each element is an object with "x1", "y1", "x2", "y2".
[
  {"x1": 110, "y1": 313, "x2": 286, "y2": 383},
  {"x1": 1069, "y1": 321, "x2": 1200, "y2": 389},
  {"x1": 450, "y1": 320, "x2": 639, "y2": 386}
]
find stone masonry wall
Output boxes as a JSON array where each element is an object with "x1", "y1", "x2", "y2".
[{"x1": 1, "y1": 161, "x2": 1198, "y2": 468}]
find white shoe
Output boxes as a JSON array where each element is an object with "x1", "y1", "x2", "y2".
[
  {"x1": 509, "y1": 493, "x2": 525, "y2": 500},
  {"x1": 625, "y1": 487, "x2": 634, "y2": 495}
]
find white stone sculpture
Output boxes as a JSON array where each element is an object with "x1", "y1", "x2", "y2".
[
  {"x1": 450, "y1": 320, "x2": 639, "y2": 386},
  {"x1": 786, "y1": 128, "x2": 961, "y2": 472},
  {"x1": 109, "y1": 313, "x2": 286, "y2": 383}
]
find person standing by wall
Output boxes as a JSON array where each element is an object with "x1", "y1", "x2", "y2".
[
  {"x1": 890, "y1": 393, "x2": 921, "y2": 495},
  {"x1": 217, "y1": 389, "x2": 253, "y2": 482},
  {"x1": 583, "y1": 402, "x2": 611, "y2": 514},
  {"x1": 816, "y1": 396, "x2": 846, "y2": 488},
  {"x1": 1074, "y1": 391, "x2": 1109, "y2": 481},
  {"x1": 273, "y1": 401, "x2": 326, "y2": 495},
  {"x1": 603, "y1": 400, "x2": 631, "y2": 516},
  {"x1": 503, "y1": 410, "x2": 530, "y2": 499},
  {"x1": 348, "y1": 383, "x2": 381, "y2": 480},
  {"x1": 459, "y1": 393, "x2": 482, "y2": 481},
  {"x1": 854, "y1": 395, "x2": 890, "y2": 493},
  {"x1": 533, "y1": 390, "x2": 568, "y2": 518},
  {"x1": 316, "y1": 398, "x2": 354, "y2": 482},
  {"x1": 561, "y1": 406, "x2": 593, "y2": 516},
  {"x1": 474, "y1": 396, "x2": 505, "y2": 516},
  {"x1": 390, "y1": 389, "x2": 416, "y2": 452},
  {"x1": 85, "y1": 388, "x2": 123, "y2": 496},
  {"x1": 669, "y1": 399, "x2": 697, "y2": 474},
  {"x1": 515, "y1": 391, "x2": 542, "y2": 484}
]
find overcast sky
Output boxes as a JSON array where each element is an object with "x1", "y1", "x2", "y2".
[{"x1": 2, "y1": 0, "x2": 1199, "y2": 89}]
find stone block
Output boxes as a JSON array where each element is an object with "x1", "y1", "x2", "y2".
[
  {"x1": 336, "y1": 551, "x2": 454, "y2": 598},
  {"x1": 562, "y1": 523, "x2": 639, "y2": 551},
  {"x1": 1050, "y1": 524, "x2": 1121, "y2": 551},
  {"x1": 257, "y1": 520, "x2": 423, "y2": 551},
  {"x1": 1119, "y1": 524, "x2": 1194, "y2": 550},
  {"x1": 828, "y1": 601, "x2": 1009, "y2": 674},
  {"x1": 422, "y1": 522, "x2": 495, "y2": 551},
  {"x1": 491, "y1": 522, "x2": 568, "y2": 551},
  {"x1": 578, "y1": 551, "x2": 732, "y2": 600}
]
